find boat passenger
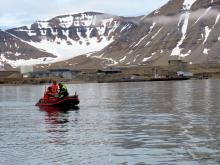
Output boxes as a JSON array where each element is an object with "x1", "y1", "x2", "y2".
[
  {"x1": 58, "y1": 83, "x2": 69, "y2": 98},
  {"x1": 44, "y1": 87, "x2": 55, "y2": 99},
  {"x1": 51, "y1": 80, "x2": 58, "y2": 94}
]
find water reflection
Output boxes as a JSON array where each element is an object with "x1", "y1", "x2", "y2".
[
  {"x1": 39, "y1": 106, "x2": 79, "y2": 145},
  {"x1": 40, "y1": 106, "x2": 79, "y2": 125},
  {"x1": 42, "y1": 108, "x2": 69, "y2": 125}
]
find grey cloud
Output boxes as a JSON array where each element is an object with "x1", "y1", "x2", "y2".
[{"x1": 140, "y1": 8, "x2": 219, "y2": 25}]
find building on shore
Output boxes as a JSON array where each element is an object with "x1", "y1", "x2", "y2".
[
  {"x1": 168, "y1": 59, "x2": 188, "y2": 73},
  {"x1": 97, "y1": 67, "x2": 122, "y2": 74},
  {"x1": 152, "y1": 59, "x2": 193, "y2": 78},
  {"x1": 30, "y1": 71, "x2": 50, "y2": 78},
  {"x1": 177, "y1": 71, "x2": 193, "y2": 77},
  {"x1": 27, "y1": 69, "x2": 78, "y2": 79},
  {"x1": 48, "y1": 69, "x2": 76, "y2": 79},
  {"x1": 168, "y1": 59, "x2": 193, "y2": 78}
]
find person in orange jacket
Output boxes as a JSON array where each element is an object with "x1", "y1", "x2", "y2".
[
  {"x1": 44, "y1": 87, "x2": 55, "y2": 99},
  {"x1": 51, "y1": 80, "x2": 58, "y2": 94}
]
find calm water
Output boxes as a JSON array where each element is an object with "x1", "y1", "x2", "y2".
[{"x1": 0, "y1": 80, "x2": 220, "y2": 165}]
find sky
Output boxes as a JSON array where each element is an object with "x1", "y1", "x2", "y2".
[{"x1": 0, "y1": 0, "x2": 169, "y2": 29}]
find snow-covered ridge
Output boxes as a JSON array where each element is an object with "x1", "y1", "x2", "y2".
[{"x1": 28, "y1": 12, "x2": 119, "y2": 29}]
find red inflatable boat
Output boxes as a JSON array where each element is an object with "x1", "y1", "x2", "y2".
[{"x1": 35, "y1": 95, "x2": 80, "y2": 107}]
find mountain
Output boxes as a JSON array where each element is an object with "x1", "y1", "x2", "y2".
[
  {"x1": 48, "y1": 0, "x2": 220, "y2": 69},
  {"x1": 0, "y1": 30, "x2": 56, "y2": 68},
  {"x1": 2, "y1": 0, "x2": 220, "y2": 70},
  {"x1": 6, "y1": 12, "x2": 137, "y2": 66}
]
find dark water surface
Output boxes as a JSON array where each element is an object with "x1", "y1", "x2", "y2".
[{"x1": 0, "y1": 80, "x2": 220, "y2": 165}]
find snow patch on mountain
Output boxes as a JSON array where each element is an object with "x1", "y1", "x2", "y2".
[
  {"x1": 119, "y1": 56, "x2": 127, "y2": 62},
  {"x1": 183, "y1": 0, "x2": 197, "y2": 10},
  {"x1": 28, "y1": 37, "x2": 114, "y2": 62},
  {"x1": 120, "y1": 24, "x2": 130, "y2": 32},
  {"x1": 203, "y1": 26, "x2": 212, "y2": 44},
  {"x1": 143, "y1": 56, "x2": 152, "y2": 62},
  {"x1": 0, "y1": 53, "x2": 55, "y2": 67},
  {"x1": 203, "y1": 48, "x2": 210, "y2": 54},
  {"x1": 151, "y1": 27, "x2": 162, "y2": 39},
  {"x1": 92, "y1": 55, "x2": 118, "y2": 65},
  {"x1": 215, "y1": 14, "x2": 220, "y2": 25},
  {"x1": 171, "y1": 12, "x2": 190, "y2": 57},
  {"x1": 34, "y1": 21, "x2": 50, "y2": 29},
  {"x1": 59, "y1": 15, "x2": 74, "y2": 28},
  {"x1": 133, "y1": 34, "x2": 148, "y2": 47},
  {"x1": 132, "y1": 22, "x2": 156, "y2": 48}
]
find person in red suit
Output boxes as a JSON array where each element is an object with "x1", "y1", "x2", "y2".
[{"x1": 51, "y1": 80, "x2": 58, "y2": 94}]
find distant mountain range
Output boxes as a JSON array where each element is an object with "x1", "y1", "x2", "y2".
[{"x1": 1, "y1": 0, "x2": 220, "y2": 69}]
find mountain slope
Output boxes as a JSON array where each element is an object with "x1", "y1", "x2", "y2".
[
  {"x1": 0, "y1": 30, "x2": 56, "y2": 68},
  {"x1": 95, "y1": 0, "x2": 220, "y2": 66}
]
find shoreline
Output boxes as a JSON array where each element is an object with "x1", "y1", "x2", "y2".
[{"x1": 0, "y1": 77, "x2": 214, "y2": 86}]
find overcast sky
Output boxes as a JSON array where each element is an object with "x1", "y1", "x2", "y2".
[{"x1": 0, "y1": 0, "x2": 169, "y2": 29}]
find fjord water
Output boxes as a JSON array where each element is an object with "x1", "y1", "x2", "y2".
[{"x1": 0, "y1": 80, "x2": 219, "y2": 165}]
